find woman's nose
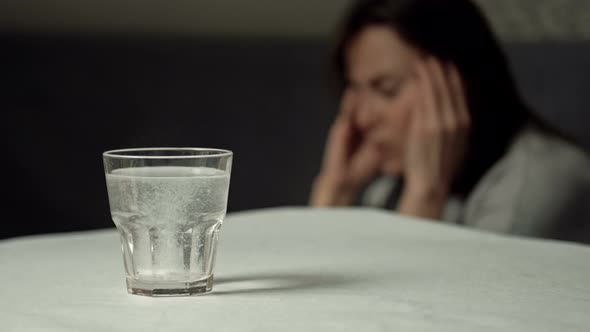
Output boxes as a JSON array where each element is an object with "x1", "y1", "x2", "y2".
[{"x1": 355, "y1": 97, "x2": 380, "y2": 131}]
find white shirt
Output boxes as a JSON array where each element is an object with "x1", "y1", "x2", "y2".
[{"x1": 361, "y1": 125, "x2": 590, "y2": 243}]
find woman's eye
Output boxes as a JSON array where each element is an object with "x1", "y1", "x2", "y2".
[{"x1": 378, "y1": 85, "x2": 400, "y2": 98}]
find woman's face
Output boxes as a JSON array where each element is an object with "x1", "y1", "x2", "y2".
[{"x1": 344, "y1": 25, "x2": 421, "y2": 176}]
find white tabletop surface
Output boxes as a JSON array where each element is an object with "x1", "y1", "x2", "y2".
[{"x1": 1, "y1": 208, "x2": 589, "y2": 331}]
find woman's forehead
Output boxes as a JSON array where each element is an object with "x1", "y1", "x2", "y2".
[{"x1": 345, "y1": 25, "x2": 417, "y2": 83}]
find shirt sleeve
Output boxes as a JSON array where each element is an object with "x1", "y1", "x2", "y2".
[{"x1": 462, "y1": 128, "x2": 590, "y2": 243}]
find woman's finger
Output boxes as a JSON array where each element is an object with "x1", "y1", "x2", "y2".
[
  {"x1": 407, "y1": 88, "x2": 425, "y2": 148},
  {"x1": 428, "y1": 59, "x2": 452, "y2": 115},
  {"x1": 447, "y1": 65, "x2": 470, "y2": 129},
  {"x1": 428, "y1": 59, "x2": 456, "y2": 134},
  {"x1": 414, "y1": 59, "x2": 440, "y2": 135},
  {"x1": 322, "y1": 90, "x2": 357, "y2": 170},
  {"x1": 340, "y1": 88, "x2": 356, "y2": 116}
]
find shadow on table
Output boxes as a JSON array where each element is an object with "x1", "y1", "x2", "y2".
[{"x1": 213, "y1": 273, "x2": 364, "y2": 296}]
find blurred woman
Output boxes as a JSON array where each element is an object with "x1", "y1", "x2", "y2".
[{"x1": 310, "y1": 0, "x2": 590, "y2": 241}]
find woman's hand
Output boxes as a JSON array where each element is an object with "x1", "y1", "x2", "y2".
[
  {"x1": 310, "y1": 90, "x2": 381, "y2": 206},
  {"x1": 398, "y1": 58, "x2": 471, "y2": 219}
]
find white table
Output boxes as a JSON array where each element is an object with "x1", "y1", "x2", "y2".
[{"x1": 1, "y1": 208, "x2": 589, "y2": 331}]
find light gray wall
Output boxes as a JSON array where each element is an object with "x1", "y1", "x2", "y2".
[
  {"x1": 0, "y1": 0, "x2": 353, "y2": 38},
  {"x1": 477, "y1": 0, "x2": 590, "y2": 41},
  {"x1": 1, "y1": 0, "x2": 589, "y2": 41}
]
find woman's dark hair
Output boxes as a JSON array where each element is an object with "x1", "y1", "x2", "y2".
[{"x1": 335, "y1": 0, "x2": 530, "y2": 197}]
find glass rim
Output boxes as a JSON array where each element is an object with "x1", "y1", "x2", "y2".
[{"x1": 103, "y1": 147, "x2": 233, "y2": 159}]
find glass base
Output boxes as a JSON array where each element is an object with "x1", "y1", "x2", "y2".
[{"x1": 126, "y1": 275, "x2": 214, "y2": 297}]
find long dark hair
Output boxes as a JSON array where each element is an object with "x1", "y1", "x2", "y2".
[{"x1": 334, "y1": 0, "x2": 530, "y2": 197}]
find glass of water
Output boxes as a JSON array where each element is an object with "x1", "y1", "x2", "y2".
[{"x1": 103, "y1": 148, "x2": 232, "y2": 296}]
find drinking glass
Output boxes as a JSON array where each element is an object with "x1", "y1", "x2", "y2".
[{"x1": 103, "y1": 148, "x2": 232, "y2": 296}]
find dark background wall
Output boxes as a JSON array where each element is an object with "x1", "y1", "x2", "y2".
[
  {"x1": 2, "y1": 1, "x2": 590, "y2": 239},
  {"x1": 3, "y1": 35, "x2": 337, "y2": 239}
]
